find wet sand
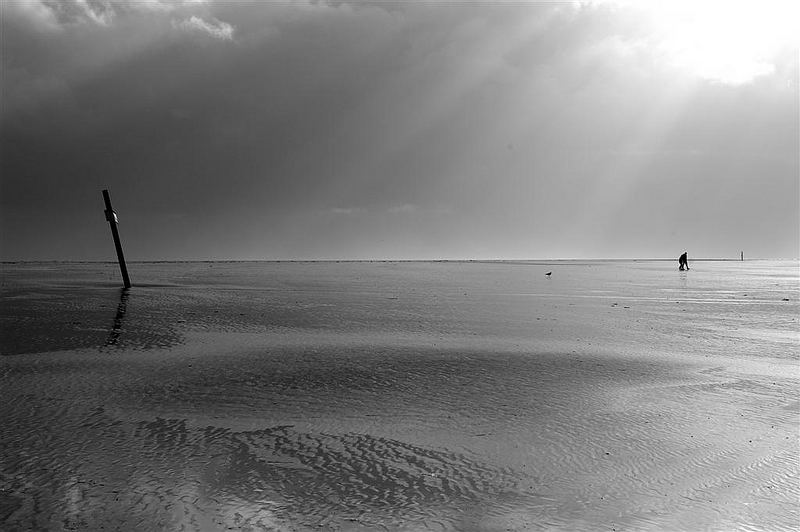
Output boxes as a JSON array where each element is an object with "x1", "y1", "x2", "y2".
[{"x1": 1, "y1": 261, "x2": 798, "y2": 530}]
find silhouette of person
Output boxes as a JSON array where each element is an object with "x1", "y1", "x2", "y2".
[{"x1": 679, "y1": 251, "x2": 689, "y2": 271}]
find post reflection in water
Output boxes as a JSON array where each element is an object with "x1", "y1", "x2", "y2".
[{"x1": 105, "y1": 288, "x2": 130, "y2": 346}]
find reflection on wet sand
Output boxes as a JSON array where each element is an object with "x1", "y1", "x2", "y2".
[
  {"x1": 0, "y1": 285, "x2": 184, "y2": 355},
  {"x1": 1, "y1": 261, "x2": 798, "y2": 530},
  {"x1": 105, "y1": 288, "x2": 129, "y2": 347}
]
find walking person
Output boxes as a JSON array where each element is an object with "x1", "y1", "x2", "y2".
[{"x1": 679, "y1": 251, "x2": 689, "y2": 271}]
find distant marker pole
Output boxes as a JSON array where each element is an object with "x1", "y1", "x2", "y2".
[
  {"x1": 741, "y1": 251, "x2": 744, "y2": 261},
  {"x1": 102, "y1": 189, "x2": 132, "y2": 288}
]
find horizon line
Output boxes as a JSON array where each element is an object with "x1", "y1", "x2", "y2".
[{"x1": 2, "y1": 257, "x2": 797, "y2": 264}]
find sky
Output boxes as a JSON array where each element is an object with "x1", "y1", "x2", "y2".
[{"x1": 1, "y1": 0, "x2": 798, "y2": 261}]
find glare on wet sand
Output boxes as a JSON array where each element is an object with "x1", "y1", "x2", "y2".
[{"x1": 1, "y1": 260, "x2": 798, "y2": 530}]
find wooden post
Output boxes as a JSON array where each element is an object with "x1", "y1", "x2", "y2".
[
  {"x1": 741, "y1": 251, "x2": 744, "y2": 261},
  {"x1": 102, "y1": 189, "x2": 132, "y2": 288}
]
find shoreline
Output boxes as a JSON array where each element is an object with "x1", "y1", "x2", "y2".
[{"x1": 3, "y1": 258, "x2": 797, "y2": 265}]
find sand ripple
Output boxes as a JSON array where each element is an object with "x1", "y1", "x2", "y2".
[
  {"x1": 2, "y1": 261, "x2": 798, "y2": 530},
  {"x1": 2, "y1": 406, "x2": 538, "y2": 530}
]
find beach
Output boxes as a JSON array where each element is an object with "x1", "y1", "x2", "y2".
[{"x1": 1, "y1": 260, "x2": 798, "y2": 531}]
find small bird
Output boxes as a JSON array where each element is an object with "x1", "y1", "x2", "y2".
[{"x1": 545, "y1": 271, "x2": 552, "y2": 277}]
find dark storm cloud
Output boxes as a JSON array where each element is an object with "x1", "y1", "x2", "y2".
[{"x1": 1, "y1": 1, "x2": 797, "y2": 260}]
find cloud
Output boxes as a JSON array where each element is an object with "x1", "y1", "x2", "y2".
[
  {"x1": 4, "y1": 1, "x2": 228, "y2": 33},
  {"x1": 172, "y1": 14, "x2": 233, "y2": 40},
  {"x1": 38, "y1": 0, "x2": 116, "y2": 26},
  {"x1": 329, "y1": 207, "x2": 369, "y2": 216},
  {"x1": 387, "y1": 204, "x2": 418, "y2": 215},
  {"x1": 578, "y1": 0, "x2": 799, "y2": 85},
  {"x1": 1, "y1": 0, "x2": 236, "y2": 117},
  {"x1": 7, "y1": 0, "x2": 163, "y2": 29},
  {"x1": 0, "y1": 2, "x2": 796, "y2": 260}
]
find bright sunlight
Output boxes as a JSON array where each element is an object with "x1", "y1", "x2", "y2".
[{"x1": 594, "y1": 0, "x2": 799, "y2": 84}]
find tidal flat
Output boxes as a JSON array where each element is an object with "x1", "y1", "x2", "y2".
[{"x1": 1, "y1": 260, "x2": 798, "y2": 531}]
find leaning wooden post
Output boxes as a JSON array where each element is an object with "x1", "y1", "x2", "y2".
[{"x1": 102, "y1": 189, "x2": 132, "y2": 288}]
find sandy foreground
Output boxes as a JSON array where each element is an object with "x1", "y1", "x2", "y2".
[{"x1": 1, "y1": 261, "x2": 798, "y2": 531}]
